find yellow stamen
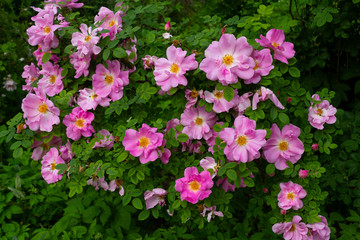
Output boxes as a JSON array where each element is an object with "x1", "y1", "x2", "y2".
[
  {"x1": 38, "y1": 103, "x2": 48, "y2": 113},
  {"x1": 109, "y1": 20, "x2": 116, "y2": 27},
  {"x1": 75, "y1": 119, "x2": 85, "y2": 128},
  {"x1": 278, "y1": 141, "x2": 288, "y2": 151},
  {"x1": 222, "y1": 54, "x2": 234, "y2": 66},
  {"x1": 194, "y1": 117, "x2": 203, "y2": 125},
  {"x1": 92, "y1": 94, "x2": 98, "y2": 100},
  {"x1": 272, "y1": 42, "x2": 280, "y2": 48},
  {"x1": 44, "y1": 26, "x2": 51, "y2": 34},
  {"x1": 289, "y1": 223, "x2": 296, "y2": 232},
  {"x1": 49, "y1": 75, "x2": 56, "y2": 84},
  {"x1": 191, "y1": 90, "x2": 198, "y2": 98},
  {"x1": 50, "y1": 162, "x2": 56, "y2": 170},
  {"x1": 316, "y1": 109, "x2": 323, "y2": 116},
  {"x1": 214, "y1": 91, "x2": 223, "y2": 99},
  {"x1": 85, "y1": 35, "x2": 91, "y2": 42},
  {"x1": 139, "y1": 137, "x2": 150, "y2": 148},
  {"x1": 286, "y1": 192, "x2": 295, "y2": 200},
  {"x1": 170, "y1": 63, "x2": 180, "y2": 74},
  {"x1": 236, "y1": 136, "x2": 247, "y2": 146},
  {"x1": 105, "y1": 75, "x2": 113, "y2": 84},
  {"x1": 254, "y1": 61, "x2": 259, "y2": 70},
  {"x1": 189, "y1": 180, "x2": 200, "y2": 191}
]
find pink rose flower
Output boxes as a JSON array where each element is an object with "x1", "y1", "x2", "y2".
[
  {"x1": 199, "y1": 33, "x2": 255, "y2": 85},
  {"x1": 93, "y1": 129, "x2": 114, "y2": 149},
  {"x1": 234, "y1": 92, "x2": 252, "y2": 115},
  {"x1": 185, "y1": 89, "x2": 204, "y2": 109},
  {"x1": 216, "y1": 177, "x2": 236, "y2": 192},
  {"x1": 144, "y1": 188, "x2": 167, "y2": 210},
  {"x1": 38, "y1": 62, "x2": 64, "y2": 97},
  {"x1": 180, "y1": 106, "x2": 218, "y2": 140},
  {"x1": 44, "y1": 0, "x2": 84, "y2": 10},
  {"x1": 298, "y1": 169, "x2": 309, "y2": 179},
  {"x1": 164, "y1": 21, "x2": 171, "y2": 31},
  {"x1": 22, "y1": 63, "x2": 40, "y2": 91},
  {"x1": 21, "y1": 88, "x2": 60, "y2": 132},
  {"x1": 87, "y1": 175, "x2": 109, "y2": 191},
  {"x1": 70, "y1": 52, "x2": 91, "y2": 78},
  {"x1": 62, "y1": 107, "x2": 95, "y2": 141},
  {"x1": 200, "y1": 156, "x2": 220, "y2": 178},
  {"x1": 94, "y1": 7, "x2": 122, "y2": 40},
  {"x1": 245, "y1": 49, "x2": 274, "y2": 84},
  {"x1": 31, "y1": 135, "x2": 62, "y2": 161},
  {"x1": 272, "y1": 215, "x2": 308, "y2": 240},
  {"x1": 175, "y1": 167, "x2": 213, "y2": 204},
  {"x1": 153, "y1": 45, "x2": 198, "y2": 91},
  {"x1": 142, "y1": 55, "x2": 158, "y2": 69},
  {"x1": 122, "y1": 123, "x2": 167, "y2": 164},
  {"x1": 312, "y1": 143, "x2": 319, "y2": 151},
  {"x1": 308, "y1": 94, "x2": 337, "y2": 130},
  {"x1": 33, "y1": 46, "x2": 60, "y2": 66},
  {"x1": 307, "y1": 215, "x2": 331, "y2": 240},
  {"x1": 200, "y1": 205, "x2": 224, "y2": 222},
  {"x1": 108, "y1": 179, "x2": 125, "y2": 196},
  {"x1": 204, "y1": 88, "x2": 239, "y2": 113},
  {"x1": 59, "y1": 140, "x2": 74, "y2": 161},
  {"x1": 219, "y1": 115, "x2": 266, "y2": 163},
  {"x1": 263, "y1": 123, "x2": 304, "y2": 170},
  {"x1": 71, "y1": 24, "x2": 102, "y2": 57},
  {"x1": 77, "y1": 88, "x2": 111, "y2": 111},
  {"x1": 92, "y1": 60, "x2": 129, "y2": 101},
  {"x1": 277, "y1": 181, "x2": 307, "y2": 210},
  {"x1": 252, "y1": 86, "x2": 284, "y2": 110},
  {"x1": 255, "y1": 29, "x2": 295, "y2": 64},
  {"x1": 41, "y1": 148, "x2": 65, "y2": 184}
]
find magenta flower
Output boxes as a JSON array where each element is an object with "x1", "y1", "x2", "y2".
[
  {"x1": 142, "y1": 55, "x2": 158, "y2": 69},
  {"x1": 62, "y1": 107, "x2": 95, "y2": 141},
  {"x1": 175, "y1": 167, "x2": 213, "y2": 204},
  {"x1": 59, "y1": 140, "x2": 74, "y2": 161},
  {"x1": 21, "y1": 88, "x2": 60, "y2": 132},
  {"x1": 22, "y1": 63, "x2": 40, "y2": 91},
  {"x1": 180, "y1": 106, "x2": 218, "y2": 140},
  {"x1": 312, "y1": 143, "x2": 319, "y2": 151},
  {"x1": 77, "y1": 88, "x2": 110, "y2": 111},
  {"x1": 109, "y1": 179, "x2": 125, "y2": 196},
  {"x1": 153, "y1": 45, "x2": 198, "y2": 91},
  {"x1": 31, "y1": 135, "x2": 62, "y2": 161},
  {"x1": 41, "y1": 148, "x2": 65, "y2": 184},
  {"x1": 144, "y1": 188, "x2": 167, "y2": 210},
  {"x1": 219, "y1": 115, "x2": 266, "y2": 163},
  {"x1": 200, "y1": 156, "x2": 220, "y2": 178},
  {"x1": 234, "y1": 92, "x2": 252, "y2": 115},
  {"x1": 164, "y1": 21, "x2": 171, "y2": 31},
  {"x1": 93, "y1": 129, "x2": 114, "y2": 149},
  {"x1": 71, "y1": 24, "x2": 102, "y2": 57},
  {"x1": 298, "y1": 169, "x2": 309, "y2": 179},
  {"x1": 200, "y1": 205, "x2": 224, "y2": 222},
  {"x1": 185, "y1": 89, "x2": 204, "y2": 109},
  {"x1": 216, "y1": 177, "x2": 236, "y2": 192},
  {"x1": 199, "y1": 33, "x2": 255, "y2": 85},
  {"x1": 38, "y1": 62, "x2": 64, "y2": 96},
  {"x1": 255, "y1": 29, "x2": 295, "y2": 64},
  {"x1": 204, "y1": 88, "x2": 239, "y2": 113},
  {"x1": 122, "y1": 123, "x2": 165, "y2": 164},
  {"x1": 307, "y1": 215, "x2": 331, "y2": 240},
  {"x1": 272, "y1": 215, "x2": 308, "y2": 240},
  {"x1": 252, "y1": 86, "x2": 284, "y2": 110},
  {"x1": 70, "y1": 52, "x2": 91, "y2": 78},
  {"x1": 94, "y1": 7, "x2": 122, "y2": 40},
  {"x1": 277, "y1": 181, "x2": 307, "y2": 210},
  {"x1": 92, "y1": 60, "x2": 129, "y2": 101},
  {"x1": 244, "y1": 49, "x2": 274, "y2": 84},
  {"x1": 263, "y1": 123, "x2": 304, "y2": 170},
  {"x1": 308, "y1": 94, "x2": 337, "y2": 130}
]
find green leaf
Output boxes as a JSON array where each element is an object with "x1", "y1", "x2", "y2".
[
  {"x1": 243, "y1": 177, "x2": 255, "y2": 187},
  {"x1": 117, "y1": 151, "x2": 128, "y2": 162},
  {"x1": 265, "y1": 164, "x2": 275, "y2": 175},
  {"x1": 132, "y1": 198, "x2": 143, "y2": 210},
  {"x1": 173, "y1": 200, "x2": 181, "y2": 209},
  {"x1": 138, "y1": 210, "x2": 150, "y2": 221},
  {"x1": 226, "y1": 169, "x2": 237, "y2": 181},
  {"x1": 224, "y1": 87, "x2": 235, "y2": 102},
  {"x1": 42, "y1": 52, "x2": 51, "y2": 63},
  {"x1": 55, "y1": 163, "x2": 67, "y2": 175},
  {"x1": 0, "y1": 130, "x2": 9, "y2": 138},
  {"x1": 177, "y1": 133, "x2": 189, "y2": 142},
  {"x1": 13, "y1": 147, "x2": 23, "y2": 159},
  {"x1": 10, "y1": 141, "x2": 21, "y2": 150},
  {"x1": 106, "y1": 167, "x2": 118, "y2": 175},
  {"x1": 145, "y1": 33, "x2": 156, "y2": 43},
  {"x1": 213, "y1": 124, "x2": 222, "y2": 132},
  {"x1": 108, "y1": 39, "x2": 120, "y2": 49},
  {"x1": 113, "y1": 47, "x2": 127, "y2": 58},
  {"x1": 279, "y1": 113, "x2": 289, "y2": 125},
  {"x1": 205, "y1": 102, "x2": 213, "y2": 112},
  {"x1": 103, "y1": 48, "x2": 110, "y2": 61},
  {"x1": 289, "y1": 67, "x2": 300, "y2": 78},
  {"x1": 175, "y1": 124, "x2": 184, "y2": 132},
  {"x1": 270, "y1": 108, "x2": 278, "y2": 120}
]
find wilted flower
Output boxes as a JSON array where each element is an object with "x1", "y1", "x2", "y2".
[{"x1": 144, "y1": 188, "x2": 167, "y2": 210}]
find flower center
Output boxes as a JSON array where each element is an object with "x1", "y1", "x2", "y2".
[
  {"x1": 44, "y1": 25, "x2": 51, "y2": 34},
  {"x1": 85, "y1": 35, "x2": 92, "y2": 42},
  {"x1": 189, "y1": 180, "x2": 200, "y2": 191},
  {"x1": 92, "y1": 94, "x2": 98, "y2": 100},
  {"x1": 50, "y1": 75, "x2": 56, "y2": 84},
  {"x1": 254, "y1": 61, "x2": 259, "y2": 70},
  {"x1": 17, "y1": 124, "x2": 25, "y2": 133},
  {"x1": 191, "y1": 90, "x2": 198, "y2": 98},
  {"x1": 214, "y1": 91, "x2": 223, "y2": 99},
  {"x1": 272, "y1": 42, "x2": 280, "y2": 48},
  {"x1": 116, "y1": 179, "x2": 124, "y2": 186},
  {"x1": 170, "y1": 63, "x2": 180, "y2": 74},
  {"x1": 316, "y1": 109, "x2": 323, "y2": 116},
  {"x1": 40, "y1": 143, "x2": 49, "y2": 150},
  {"x1": 289, "y1": 223, "x2": 296, "y2": 232},
  {"x1": 286, "y1": 192, "x2": 295, "y2": 200},
  {"x1": 194, "y1": 117, "x2": 203, "y2": 125},
  {"x1": 278, "y1": 141, "x2": 288, "y2": 151},
  {"x1": 105, "y1": 75, "x2": 113, "y2": 84},
  {"x1": 222, "y1": 54, "x2": 234, "y2": 66},
  {"x1": 50, "y1": 162, "x2": 56, "y2": 170},
  {"x1": 75, "y1": 119, "x2": 85, "y2": 128},
  {"x1": 236, "y1": 136, "x2": 247, "y2": 146},
  {"x1": 139, "y1": 137, "x2": 150, "y2": 148},
  {"x1": 38, "y1": 103, "x2": 48, "y2": 113},
  {"x1": 109, "y1": 20, "x2": 116, "y2": 27}
]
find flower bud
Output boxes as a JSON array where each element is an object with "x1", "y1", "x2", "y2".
[
  {"x1": 263, "y1": 188, "x2": 268, "y2": 193},
  {"x1": 221, "y1": 25, "x2": 227, "y2": 35},
  {"x1": 312, "y1": 143, "x2": 319, "y2": 151},
  {"x1": 164, "y1": 21, "x2": 171, "y2": 31},
  {"x1": 280, "y1": 209, "x2": 286, "y2": 215},
  {"x1": 298, "y1": 169, "x2": 309, "y2": 178},
  {"x1": 268, "y1": 172, "x2": 275, "y2": 177},
  {"x1": 286, "y1": 97, "x2": 292, "y2": 103}
]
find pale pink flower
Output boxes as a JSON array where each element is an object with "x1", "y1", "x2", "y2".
[
  {"x1": 94, "y1": 7, "x2": 122, "y2": 40},
  {"x1": 252, "y1": 86, "x2": 284, "y2": 110},
  {"x1": 44, "y1": 0, "x2": 83, "y2": 9},
  {"x1": 164, "y1": 21, "x2": 171, "y2": 31},
  {"x1": 234, "y1": 92, "x2": 252, "y2": 115},
  {"x1": 71, "y1": 24, "x2": 102, "y2": 57},
  {"x1": 277, "y1": 181, "x2": 307, "y2": 210},
  {"x1": 122, "y1": 123, "x2": 166, "y2": 164},
  {"x1": 108, "y1": 179, "x2": 125, "y2": 196},
  {"x1": 162, "y1": 33, "x2": 172, "y2": 39},
  {"x1": 200, "y1": 205, "x2": 224, "y2": 222},
  {"x1": 41, "y1": 148, "x2": 65, "y2": 184},
  {"x1": 87, "y1": 175, "x2": 109, "y2": 191},
  {"x1": 21, "y1": 88, "x2": 60, "y2": 132},
  {"x1": 38, "y1": 62, "x2": 64, "y2": 96},
  {"x1": 3, "y1": 78, "x2": 17, "y2": 91},
  {"x1": 204, "y1": 88, "x2": 239, "y2": 113},
  {"x1": 245, "y1": 49, "x2": 274, "y2": 84},
  {"x1": 114, "y1": 2, "x2": 128, "y2": 17},
  {"x1": 307, "y1": 215, "x2": 331, "y2": 240},
  {"x1": 185, "y1": 89, "x2": 204, "y2": 109},
  {"x1": 200, "y1": 156, "x2": 220, "y2": 178},
  {"x1": 33, "y1": 46, "x2": 59, "y2": 66},
  {"x1": 255, "y1": 29, "x2": 295, "y2": 64},
  {"x1": 272, "y1": 215, "x2": 308, "y2": 240},
  {"x1": 308, "y1": 94, "x2": 337, "y2": 130},
  {"x1": 92, "y1": 60, "x2": 129, "y2": 101},
  {"x1": 216, "y1": 177, "x2": 236, "y2": 192},
  {"x1": 22, "y1": 63, "x2": 40, "y2": 91},
  {"x1": 77, "y1": 88, "x2": 110, "y2": 111},
  {"x1": 163, "y1": 118, "x2": 180, "y2": 136},
  {"x1": 175, "y1": 166, "x2": 213, "y2": 204},
  {"x1": 298, "y1": 169, "x2": 309, "y2": 179},
  {"x1": 199, "y1": 33, "x2": 255, "y2": 85},
  {"x1": 31, "y1": 135, "x2": 62, "y2": 161},
  {"x1": 154, "y1": 45, "x2": 198, "y2": 91},
  {"x1": 263, "y1": 123, "x2": 304, "y2": 170},
  {"x1": 144, "y1": 188, "x2": 167, "y2": 210},
  {"x1": 181, "y1": 140, "x2": 203, "y2": 154},
  {"x1": 142, "y1": 55, "x2": 158, "y2": 69},
  {"x1": 180, "y1": 106, "x2": 218, "y2": 140},
  {"x1": 59, "y1": 140, "x2": 74, "y2": 161},
  {"x1": 159, "y1": 139, "x2": 171, "y2": 164},
  {"x1": 93, "y1": 129, "x2": 114, "y2": 149},
  {"x1": 62, "y1": 107, "x2": 95, "y2": 141},
  {"x1": 70, "y1": 52, "x2": 91, "y2": 78},
  {"x1": 120, "y1": 36, "x2": 137, "y2": 73},
  {"x1": 219, "y1": 115, "x2": 266, "y2": 163}
]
